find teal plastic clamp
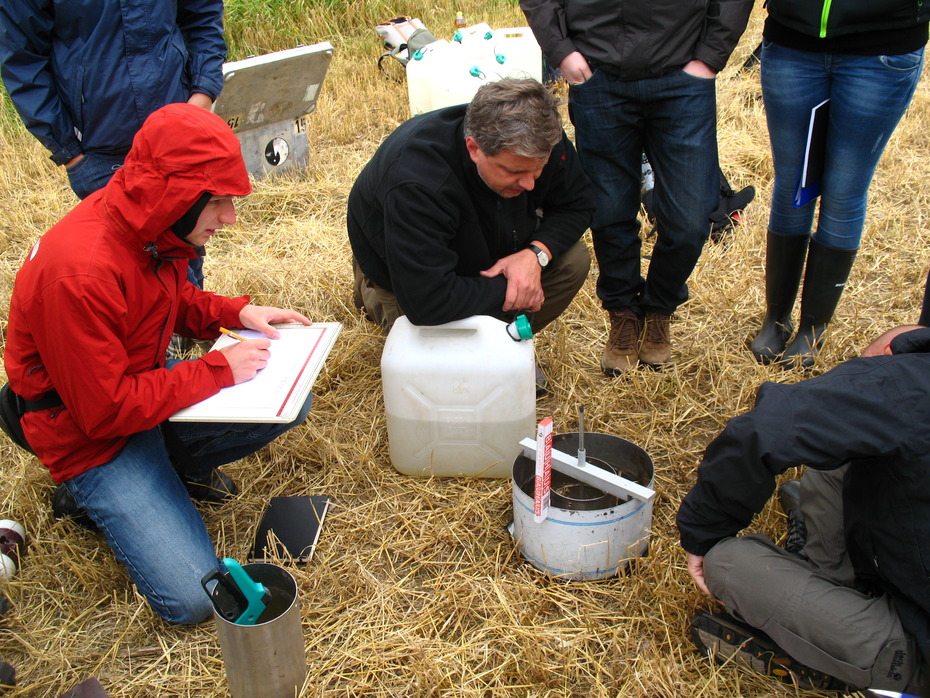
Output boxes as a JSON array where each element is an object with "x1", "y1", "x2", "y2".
[
  {"x1": 453, "y1": 30, "x2": 463, "y2": 42},
  {"x1": 412, "y1": 48, "x2": 425, "y2": 60},
  {"x1": 222, "y1": 558, "x2": 269, "y2": 625},
  {"x1": 495, "y1": 53, "x2": 506, "y2": 64},
  {"x1": 469, "y1": 66, "x2": 484, "y2": 78}
]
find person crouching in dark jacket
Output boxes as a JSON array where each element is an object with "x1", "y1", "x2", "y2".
[{"x1": 676, "y1": 323, "x2": 930, "y2": 694}]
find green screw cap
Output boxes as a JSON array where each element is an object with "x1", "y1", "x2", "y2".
[{"x1": 506, "y1": 314, "x2": 533, "y2": 341}]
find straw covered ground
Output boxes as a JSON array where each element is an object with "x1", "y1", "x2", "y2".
[{"x1": 0, "y1": 3, "x2": 928, "y2": 696}]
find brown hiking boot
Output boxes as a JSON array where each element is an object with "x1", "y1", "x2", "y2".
[
  {"x1": 601, "y1": 309, "x2": 642, "y2": 375},
  {"x1": 639, "y1": 312, "x2": 672, "y2": 366}
]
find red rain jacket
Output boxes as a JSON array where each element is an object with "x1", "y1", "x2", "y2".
[{"x1": 4, "y1": 104, "x2": 252, "y2": 482}]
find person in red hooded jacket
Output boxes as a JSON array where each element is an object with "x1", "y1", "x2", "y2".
[{"x1": 3, "y1": 103, "x2": 313, "y2": 624}]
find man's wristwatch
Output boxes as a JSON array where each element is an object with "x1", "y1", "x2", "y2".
[{"x1": 528, "y1": 243, "x2": 550, "y2": 268}]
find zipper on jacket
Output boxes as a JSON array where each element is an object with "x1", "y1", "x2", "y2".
[
  {"x1": 819, "y1": 0, "x2": 833, "y2": 38},
  {"x1": 152, "y1": 257, "x2": 180, "y2": 368}
]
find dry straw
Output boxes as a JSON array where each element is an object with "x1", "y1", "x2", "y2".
[{"x1": 0, "y1": 4, "x2": 925, "y2": 696}]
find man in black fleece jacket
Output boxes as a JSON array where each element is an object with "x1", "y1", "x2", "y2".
[{"x1": 348, "y1": 78, "x2": 594, "y2": 334}]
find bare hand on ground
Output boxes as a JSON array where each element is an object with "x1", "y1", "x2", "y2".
[{"x1": 687, "y1": 552, "x2": 711, "y2": 596}]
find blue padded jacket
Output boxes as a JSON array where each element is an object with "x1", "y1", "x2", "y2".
[{"x1": 0, "y1": 0, "x2": 225, "y2": 165}]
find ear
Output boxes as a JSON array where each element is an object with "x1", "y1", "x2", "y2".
[{"x1": 465, "y1": 136, "x2": 482, "y2": 163}]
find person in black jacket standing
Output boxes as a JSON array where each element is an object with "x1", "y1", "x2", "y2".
[
  {"x1": 521, "y1": 0, "x2": 753, "y2": 375},
  {"x1": 676, "y1": 327, "x2": 930, "y2": 694},
  {"x1": 348, "y1": 78, "x2": 594, "y2": 338}
]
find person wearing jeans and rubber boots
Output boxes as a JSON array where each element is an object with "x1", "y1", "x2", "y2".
[{"x1": 750, "y1": 0, "x2": 927, "y2": 368}]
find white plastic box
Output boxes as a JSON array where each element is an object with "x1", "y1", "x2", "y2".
[{"x1": 406, "y1": 26, "x2": 543, "y2": 115}]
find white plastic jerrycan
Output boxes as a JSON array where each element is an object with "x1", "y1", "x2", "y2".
[{"x1": 381, "y1": 315, "x2": 536, "y2": 477}]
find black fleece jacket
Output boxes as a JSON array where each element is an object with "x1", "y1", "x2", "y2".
[{"x1": 347, "y1": 105, "x2": 594, "y2": 326}]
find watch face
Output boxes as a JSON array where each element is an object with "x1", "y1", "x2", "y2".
[{"x1": 530, "y1": 244, "x2": 549, "y2": 267}]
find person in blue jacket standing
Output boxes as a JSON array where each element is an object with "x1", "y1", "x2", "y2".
[{"x1": 0, "y1": 0, "x2": 227, "y2": 287}]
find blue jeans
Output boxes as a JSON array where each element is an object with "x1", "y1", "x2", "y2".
[
  {"x1": 568, "y1": 68, "x2": 719, "y2": 314},
  {"x1": 761, "y1": 42, "x2": 924, "y2": 250},
  {"x1": 63, "y1": 393, "x2": 313, "y2": 625},
  {"x1": 65, "y1": 151, "x2": 205, "y2": 287},
  {"x1": 65, "y1": 151, "x2": 126, "y2": 200}
]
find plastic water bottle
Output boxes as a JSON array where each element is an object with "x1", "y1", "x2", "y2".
[{"x1": 453, "y1": 11, "x2": 467, "y2": 31}]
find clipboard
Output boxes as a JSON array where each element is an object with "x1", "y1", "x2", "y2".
[
  {"x1": 170, "y1": 322, "x2": 341, "y2": 423},
  {"x1": 793, "y1": 98, "x2": 830, "y2": 208}
]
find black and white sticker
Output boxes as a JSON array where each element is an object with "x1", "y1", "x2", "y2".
[{"x1": 264, "y1": 138, "x2": 289, "y2": 166}]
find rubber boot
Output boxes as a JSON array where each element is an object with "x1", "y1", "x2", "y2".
[
  {"x1": 778, "y1": 239, "x2": 857, "y2": 369},
  {"x1": 750, "y1": 231, "x2": 810, "y2": 363}
]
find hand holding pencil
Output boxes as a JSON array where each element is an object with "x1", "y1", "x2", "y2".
[
  {"x1": 218, "y1": 304, "x2": 311, "y2": 383},
  {"x1": 217, "y1": 326, "x2": 273, "y2": 384}
]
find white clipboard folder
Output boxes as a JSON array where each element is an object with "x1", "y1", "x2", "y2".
[
  {"x1": 170, "y1": 322, "x2": 341, "y2": 423},
  {"x1": 793, "y1": 98, "x2": 830, "y2": 208}
]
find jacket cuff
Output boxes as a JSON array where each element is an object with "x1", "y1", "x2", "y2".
[
  {"x1": 219, "y1": 295, "x2": 251, "y2": 329},
  {"x1": 691, "y1": 45, "x2": 726, "y2": 75},
  {"x1": 533, "y1": 233, "x2": 565, "y2": 260},
  {"x1": 51, "y1": 141, "x2": 84, "y2": 167},
  {"x1": 546, "y1": 40, "x2": 579, "y2": 73},
  {"x1": 890, "y1": 327, "x2": 930, "y2": 355},
  {"x1": 679, "y1": 533, "x2": 719, "y2": 557},
  {"x1": 200, "y1": 348, "x2": 235, "y2": 387},
  {"x1": 190, "y1": 75, "x2": 222, "y2": 102}
]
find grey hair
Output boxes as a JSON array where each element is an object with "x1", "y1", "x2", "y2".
[{"x1": 464, "y1": 78, "x2": 562, "y2": 159}]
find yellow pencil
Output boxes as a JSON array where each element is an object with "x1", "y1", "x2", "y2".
[{"x1": 219, "y1": 327, "x2": 248, "y2": 342}]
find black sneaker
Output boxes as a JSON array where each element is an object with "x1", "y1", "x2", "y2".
[
  {"x1": 51, "y1": 484, "x2": 98, "y2": 531},
  {"x1": 778, "y1": 480, "x2": 808, "y2": 557},
  {"x1": 184, "y1": 469, "x2": 239, "y2": 504},
  {"x1": 690, "y1": 611, "x2": 846, "y2": 691}
]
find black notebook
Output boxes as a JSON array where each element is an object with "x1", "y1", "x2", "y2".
[{"x1": 250, "y1": 495, "x2": 330, "y2": 562}]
